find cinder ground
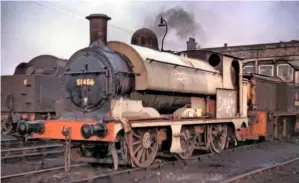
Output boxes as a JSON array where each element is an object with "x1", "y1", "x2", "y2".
[
  {"x1": 240, "y1": 159, "x2": 299, "y2": 183},
  {"x1": 2, "y1": 139, "x2": 299, "y2": 183},
  {"x1": 110, "y1": 140, "x2": 299, "y2": 183}
]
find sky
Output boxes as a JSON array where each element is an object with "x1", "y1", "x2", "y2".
[{"x1": 1, "y1": 0, "x2": 299, "y2": 75}]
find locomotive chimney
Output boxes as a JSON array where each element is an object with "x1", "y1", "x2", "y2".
[
  {"x1": 86, "y1": 14, "x2": 111, "y2": 45},
  {"x1": 186, "y1": 37, "x2": 197, "y2": 50}
]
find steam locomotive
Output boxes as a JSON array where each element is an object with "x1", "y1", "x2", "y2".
[
  {"x1": 1, "y1": 55, "x2": 66, "y2": 135},
  {"x1": 16, "y1": 13, "x2": 299, "y2": 169}
]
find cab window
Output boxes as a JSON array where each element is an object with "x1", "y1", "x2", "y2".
[
  {"x1": 259, "y1": 65, "x2": 274, "y2": 77},
  {"x1": 277, "y1": 64, "x2": 293, "y2": 82},
  {"x1": 243, "y1": 66, "x2": 255, "y2": 74}
]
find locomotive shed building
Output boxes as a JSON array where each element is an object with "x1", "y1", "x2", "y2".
[
  {"x1": 183, "y1": 39, "x2": 299, "y2": 94},
  {"x1": 202, "y1": 40, "x2": 299, "y2": 60},
  {"x1": 187, "y1": 38, "x2": 299, "y2": 68}
]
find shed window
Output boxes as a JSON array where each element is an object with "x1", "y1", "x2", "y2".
[
  {"x1": 243, "y1": 66, "x2": 255, "y2": 74},
  {"x1": 259, "y1": 65, "x2": 274, "y2": 77},
  {"x1": 277, "y1": 64, "x2": 293, "y2": 82}
]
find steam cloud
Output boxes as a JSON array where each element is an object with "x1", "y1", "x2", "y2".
[
  {"x1": 143, "y1": 2, "x2": 299, "y2": 50},
  {"x1": 146, "y1": 6, "x2": 206, "y2": 49}
]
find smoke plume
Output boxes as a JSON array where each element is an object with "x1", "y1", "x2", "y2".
[{"x1": 146, "y1": 6, "x2": 206, "y2": 49}]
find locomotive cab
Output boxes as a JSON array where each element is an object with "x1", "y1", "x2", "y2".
[{"x1": 243, "y1": 60, "x2": 299, "y2": 140}]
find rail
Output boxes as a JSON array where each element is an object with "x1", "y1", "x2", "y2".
[
  {"x1": 222, "y1": 157, "x2": 299, "y2": 183},
  {"x1": 70, "y1": 142, "x2": 268, "y2": 183},
  {"x1": 1, "y1": 163, "x2": 86, "y2": 180}
]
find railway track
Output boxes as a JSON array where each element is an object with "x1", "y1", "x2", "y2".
[
  {"x1": 1, "y1": 135, "x2": 63, "y2": 162},
  {"x1": 1, "y1": 139, "x2": 57, "y2": 149},
  {"x1": 69, "y1": 142, "x2": 270, "y2": 183},
  {"x1": 65, "y1": 140, "x2": 299, "y2": 183},
  {"x1": 2, "y1": 139, "x2": 299, "y2": 183},
  {"x1": 1, "y1": 137, "x2": 21, "y2": 148},
  {"x1": 1, "y1": 142, "x2": 261, "y2": 182},
  {"x1": 1, "y1": 143, "x2": 63, "y2": 162},
  {"x1": 223, "y1": 157, "x2": 299, "y2": 183},
  {"x1": 1, "y1": 163, "x2": 87, "y2": 180}
]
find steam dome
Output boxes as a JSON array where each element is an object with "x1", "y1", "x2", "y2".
[{"x1": 131, "y1": 28, "x2": 159, "y2": 50}]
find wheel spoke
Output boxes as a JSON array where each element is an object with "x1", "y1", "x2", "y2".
[
  {"x1": 148, "y1": 145, "x2": 154, "y2": 153},
  {"x1": 212, "y1": 130, "x2": 218, "y2": 135},
  {"x1": 134, "y1": 145, "x2": 142, "y2": 155},
  {"x1": 133, "y1": 140, "x2": 141, "y2": 146},
  {"x1": 141, "y1": 149, "x2": 146, "y2": 163},
  {"x1": 145, "y1": 149, "x2": 150, "y2": 160},
  {"x1": 136, "y1": 147, "x2": 144, "y2": 162},
  {"x1": 133, "y1": 132, "x2": 141, "y2": 138},
  {"x1": 187, "y1": 138, "x2": 193, "y2": 144},
  {"x1": 137, "y1": 130, "x2": 143, "y2": 136}
]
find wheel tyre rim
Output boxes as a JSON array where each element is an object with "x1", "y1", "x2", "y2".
[
  {"x1": 131, "y1": 129, "x2": 158, "y2": 168},
  {"x1": 209, "y1": 125, "x2": 227, "y2": 153},
  {"x1": 175, "y1": 128, "x2": 195, "y2": 160}
]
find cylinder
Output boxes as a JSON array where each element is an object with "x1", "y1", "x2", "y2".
[{"x1": 86, "y1": 14, "x2": 111, "y2": 45}]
